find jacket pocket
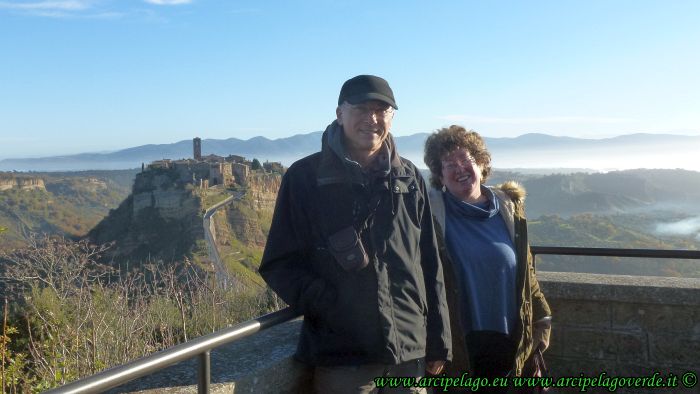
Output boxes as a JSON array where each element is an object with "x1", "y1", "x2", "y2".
[{"x1": 390, "y1": 176, "x2": 422, "y2": 233}]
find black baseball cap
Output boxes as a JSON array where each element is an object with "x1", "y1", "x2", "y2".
[{"x1": 338, "y1": 75, "x2": 398, "y2": 110}]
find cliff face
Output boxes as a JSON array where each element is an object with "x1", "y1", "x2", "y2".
[
  {"x1": 89, "y1": 168, "x2": 205, "y2": 263},
  {"x1": 131, "y1": 171, "x2": 200, "y2": 221},
  {"x1": 0, "y1": 176, "x2": 46, "y2": 191},
  {"x1": 89, "y1": 168, "x2": 282, "y2": 268},
  {"x1": 246, "y1": 173, "x2": 281, "y2": 211},
  {"x1": 84, "y1": 177, "x2": 108, "y2": 192},
  {"x1": 231, "y1": 173, "x2": 280, "y2": 247},
  {"x1": 132, "y1": 189, "x2": 200, "y2": 221}
]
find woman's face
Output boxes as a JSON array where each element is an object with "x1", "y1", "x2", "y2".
[{"x1": 439, "y1": 147, "x2": 483, "y2": 203}]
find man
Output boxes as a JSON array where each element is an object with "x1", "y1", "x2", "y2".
[{"x1": 259, "y1": 75, "x2": 451, "y2": 393}]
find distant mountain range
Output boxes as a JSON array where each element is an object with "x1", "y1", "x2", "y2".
[{"x1": 2, "y1": 132, "x2": 700, "y2": 172}]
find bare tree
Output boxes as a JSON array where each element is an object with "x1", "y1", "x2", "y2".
[{"x1": 0, "y1": 234, "x2": 272, "y2": 390}]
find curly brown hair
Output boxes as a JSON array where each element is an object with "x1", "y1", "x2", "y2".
[{"x1": 423, "y1": 125, "x2": 492, "y2": 189}]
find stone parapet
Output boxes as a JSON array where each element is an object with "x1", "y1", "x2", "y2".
[
  {"x1": 539, "y1": 271, "x2": 700, "y2": 306},
  {"x1": 538, "y1": 272, "x2": 699, "y2": 392}
]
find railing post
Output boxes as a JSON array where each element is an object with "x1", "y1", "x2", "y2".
[{"x1": 198, "y1": 351, "x2": 211, "y2": 394}]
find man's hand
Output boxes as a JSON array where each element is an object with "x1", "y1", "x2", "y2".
[{"x1": 426, "y1": 360, "x2": 446, "y2": 375}]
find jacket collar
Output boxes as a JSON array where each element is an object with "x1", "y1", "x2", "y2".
[
  {"x1": 317, "y1": 120, "x2": 404, "y2": 186},
  {"x1": 430, "y1": 185, "x2": 518, "y2": 242}
]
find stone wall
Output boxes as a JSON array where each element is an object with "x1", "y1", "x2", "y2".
[{"x1": 539, "y1": 272, "x2": 699, "y2": 382}]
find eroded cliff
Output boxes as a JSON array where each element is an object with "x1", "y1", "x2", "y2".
[{"x1": 89, "y1": 168, "x2": 282, "y2": 274}]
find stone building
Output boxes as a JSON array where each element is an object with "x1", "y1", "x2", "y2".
[
  {"x1": 202, "y1": 154, "x2": 225, "y2": 163},
  {"x1": 263, "y1": 161, "x2": 285, "y2": 174},
  {"x1": 172, "y1": 160, "x2": 210, "y2": 183},
  {"x1": 233, "y1": 163, "x2": 250, "y2": 184},
  {"x1": 227, "y1": 154, "x2": 247, "y2": 164},
  {"x1": 210, "y1": 162, "x2": 234, "y2": 187},
  {"x1": 149, "y1": 159, "x2": 172, "y2": 169}
]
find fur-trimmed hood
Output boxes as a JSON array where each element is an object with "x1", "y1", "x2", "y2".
[
  {"x1": 494, "y1": 180, "x2": 526, "y2": 220},
  {"x1": 498, "y1": 180, "x2": 526, "y2": 204}
]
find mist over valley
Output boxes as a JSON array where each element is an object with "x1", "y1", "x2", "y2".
[{"x1": 2, "y1": 132, "x2": 699, "y2": 173}]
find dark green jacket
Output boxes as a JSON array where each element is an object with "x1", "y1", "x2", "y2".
[
  {"x1": 429, "y1": 181, "x2": 551, "y2": 377},
  {"x1": 259, "y1": 121, "x2": 452, "y2": 366}
]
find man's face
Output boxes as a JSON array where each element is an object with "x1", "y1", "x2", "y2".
[
  {"x1": 336, "y1": 100, "x2": 394, "y2": 155},
  {"x1": 439, "y1": 148, "x2": 483, "y2": 203}
]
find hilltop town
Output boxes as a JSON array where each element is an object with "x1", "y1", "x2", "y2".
[{"x1": 145, "y1": 137, "x2": 285, "y2": 189}]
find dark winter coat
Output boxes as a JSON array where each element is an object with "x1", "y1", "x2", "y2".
[
  {"x1": 429, "y1": 181, "x2": 551, "y2": 377},
  {"x1": 259, "y1": 121, "x2": 452, "y2": 366}
]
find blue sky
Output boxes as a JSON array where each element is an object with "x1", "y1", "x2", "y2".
[{"x1": 1, "y1": 0, "x2": 699, "y2": 159}]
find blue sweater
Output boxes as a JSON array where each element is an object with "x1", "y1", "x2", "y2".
[{"x1": 443, "y1": 186, "x2": 518, "y2": 335}]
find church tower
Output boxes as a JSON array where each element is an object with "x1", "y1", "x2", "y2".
[{"x1": 193, "y1": 137, "x2": 202, "y2": 161}]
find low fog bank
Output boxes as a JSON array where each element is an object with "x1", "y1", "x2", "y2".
[
  {"x1": 655, "y1": 216, "x2": 700, "y2": 240},
  {"x1": 405, "y1": 149, "x2": 700, "y2": 174}
]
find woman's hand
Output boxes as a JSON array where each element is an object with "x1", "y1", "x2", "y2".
[{"x1": 533, "y1": 316, "x2": 552, "y2": 351}]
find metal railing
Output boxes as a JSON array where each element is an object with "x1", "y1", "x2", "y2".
[
  {"x1": 45, "y1": 307, "x2": 299, "y2": 394},
  {"x1": 47, "y1": 246, "x2": 700, "y2": 394},
  {"x1": 530, "y1": 246, "x2": 700, "y2": 260}
]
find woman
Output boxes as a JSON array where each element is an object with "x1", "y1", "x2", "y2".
[{"x1": 423, "y1": 125, "x2": 551, "y2": 388}]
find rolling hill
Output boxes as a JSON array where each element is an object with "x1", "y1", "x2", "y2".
[{"x1": 2, "y1": 132, "x2": 699, "y2": 172}]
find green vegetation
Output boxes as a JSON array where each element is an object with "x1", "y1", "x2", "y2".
[
  {"x1": 529, "y1": 214, "x2": 700, "y2": 277},
  {"x1": 208, "y1": 187, "x2": 273, "y2": 288},
  {"x1": 220, "y1": 238, "x2": 266, "y2": 288},
  {"x1": 199, "y1": 188, "x2": 230, "y2": 208},
  {"x1": 0, "y1": 235, "x2": 274, "y2": 392},
  {"x1": 0, "y1": 170, "x2": 136, "y2": 252}
]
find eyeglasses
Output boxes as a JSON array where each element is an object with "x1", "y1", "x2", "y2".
[
  {"x1": 441, "y1": 155, "x2": 477, "y2": 172},
  {"x1": 347, "y1": 103, "x2": 394, "y2": 119}
]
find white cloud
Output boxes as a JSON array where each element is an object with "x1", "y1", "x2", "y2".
[
  {"x1": 0, "y1": 0, "x2": 123, "y2": 17},
  {"x1": 0, "y1": 0, "x2": 191, "y2": 17},
  {"x1": 436, "y1": 115, "x2": 633, "y2": 125},
  {"x1": 144, "y1": 0, "x2": 192, "y2": 4},
  {"x1": 0, "y1": 1, "x2": 93, "y2": 10}
]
